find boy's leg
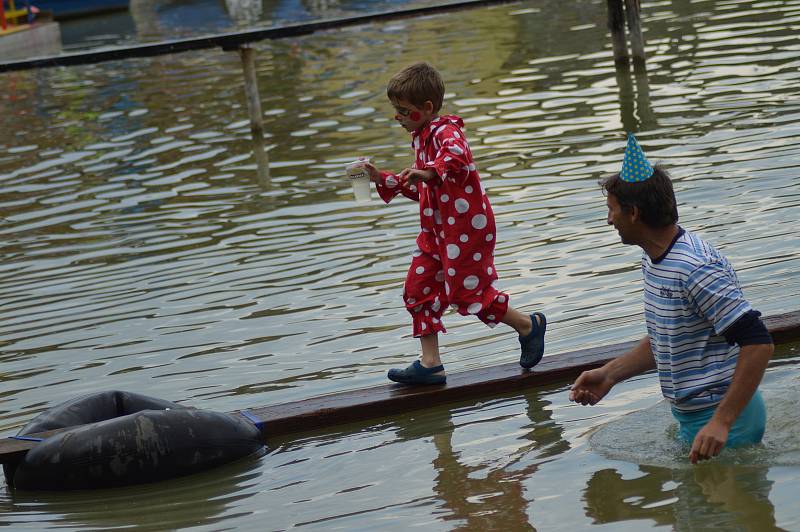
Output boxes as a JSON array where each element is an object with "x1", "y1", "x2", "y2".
[
  {"x1": 451, "y1": 284, "x2": 546, "y2": 369},
  {"x1": 387, "y1": 249, "x2": 447, "y2": 385},
  {"x1": 501, "y1": 305, "x2": 546, "y2": 369},
  {"x1": 466, "y1": 297, "x2": 546, "y2": 369},
  {"x1": 404, "y1": 248, "x2": 447, "y2": 337},
  {"x1": 501, "y1": 306, "x2": 540, "y2": 337},
  {"x1": 420, "y1": 333, "x2": 443, "y2": 369},
  {"x1": 388, "y1": 332, "x2": 446, "y2": 385}
]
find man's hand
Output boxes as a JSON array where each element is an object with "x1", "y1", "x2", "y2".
[
  {"x1": 689, "y1": 418, "x2": 730, "y2": 464},
  {"x1": 569, "y1": 336, "x2": 655, "y2": 407},
  {"x1": 399, "y1": 168, "x2": 436, "y2": 186},
  {"x1": 686, "y1": 342, "x2": 772, "y2": 464},
  {"x1": 569, "y1": 368, "x2": 614, "y2": 405}
]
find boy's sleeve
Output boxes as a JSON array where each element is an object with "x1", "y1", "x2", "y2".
[
  {"x1": 425, "y1": 124, "x2": 475, "y2": 187},
  {"x1": 686, "y1": 261, "x2": 752, "y2": 335},
  {"x1": 375, "y1": 171, "x2": 420, "y2": 203}
]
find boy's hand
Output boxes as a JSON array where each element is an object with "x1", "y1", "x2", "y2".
[
  {"x1": 399, "y1": 168, "x2": 436, "y2": 186},
  {"x1": 361, "y1": 162, "x2": 382, "y2": 183}
]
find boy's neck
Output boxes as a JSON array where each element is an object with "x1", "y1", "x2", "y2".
[{"x1": 416, "y1": 114, "x2": 439, "y2": 133}]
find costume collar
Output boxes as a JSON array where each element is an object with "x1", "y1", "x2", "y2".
[{"x1": 413, "y1": 115, "x2": 463, "y2": 145}]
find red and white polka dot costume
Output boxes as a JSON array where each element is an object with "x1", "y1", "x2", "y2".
[{"x1": 376, "y1": 115, "x2": 509, "y2": 337}]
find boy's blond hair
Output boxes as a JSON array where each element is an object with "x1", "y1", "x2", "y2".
[{"x1": 387, "y1": 62, "x2": 445, "y2": 113}]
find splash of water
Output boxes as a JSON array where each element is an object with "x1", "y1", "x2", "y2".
[{"x1": 589, "y1": 371, "x2": 800, "y2": 468}]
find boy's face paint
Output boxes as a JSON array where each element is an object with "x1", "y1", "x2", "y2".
[{"x1": 392, "y1": 99, "x2": 432, "y2": 132}]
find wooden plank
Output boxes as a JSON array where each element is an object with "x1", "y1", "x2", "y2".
[
  {"x1": 762, "y1": 311, "x2": 800, "y2": 344},
  {"x1": 0, "y1": 428, "x2": 70, "y2": 463},
  {"x1": 0, "y1": 0, "x2": 522, "y2": 72},
  {"x1": 243, "y1": 339, "x2": 636, "y2": 436},
  {"x1": 2, "y1": 310, "x2": 799, "y2": 463},
  {"x1": 239, "y1": 310, "x2": 800, "y2": 435}
]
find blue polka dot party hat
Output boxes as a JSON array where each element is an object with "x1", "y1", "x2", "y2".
[{"x1": 620, "y1": 133, "x2": 654, "y2": 183}]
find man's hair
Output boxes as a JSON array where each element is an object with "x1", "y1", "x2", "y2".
[
  {"x1": 600, "y1": 165, "x2": 679, "y2": 228},
  {"x1": 387, "y1": 62, "x2": 445, "y2": 113}
]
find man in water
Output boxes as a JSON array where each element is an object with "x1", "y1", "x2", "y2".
[{"x1": 569, "y1": 134, "x2": 774, "y2": 464}]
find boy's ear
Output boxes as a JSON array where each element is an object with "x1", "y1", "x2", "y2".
[{"x1": 423, "y1": 100, "x2": 434, "y2": 113}]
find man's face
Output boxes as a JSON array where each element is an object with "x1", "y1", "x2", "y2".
[
  {"x1": 391, "y1": 98, "x2": 433, "y2": 132},
  {"x1": 606, "y1": 193, "x2": 637, "y2": 245}
]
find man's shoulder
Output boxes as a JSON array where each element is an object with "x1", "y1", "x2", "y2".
[
  {"x1": 668, "y1": 229, "x2": 722, "y2": 268},
  {"x1": 669, "y1": 231, "x2": 744, "y2": 298},
  {"x1": 677, "y1": 229, "x2": 734, "y2": 270}
]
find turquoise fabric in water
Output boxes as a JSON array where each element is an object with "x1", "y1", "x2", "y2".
[{"x1": 671, "y1": 390, "x2": 766, "y2": 447}]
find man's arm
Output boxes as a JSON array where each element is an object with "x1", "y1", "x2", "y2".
[
  {"x1": 689, "y1": 342, "x2": 773, "y2": 464},
  {"x1": 570, "y1": 335, "x2": 656, "y2": 405}
]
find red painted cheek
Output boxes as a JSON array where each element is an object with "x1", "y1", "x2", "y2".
[{"x1": 409, "y1": 111, "x2": 421, "y2": 121}]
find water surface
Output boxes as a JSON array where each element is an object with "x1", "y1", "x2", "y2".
[{"x1": 1, "y1": 0, "x2": 799, "y2": 529}]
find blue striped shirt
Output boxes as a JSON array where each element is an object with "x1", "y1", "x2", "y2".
[{"x1": 642, "y1": 228, "x2": 752, "y2": 412}]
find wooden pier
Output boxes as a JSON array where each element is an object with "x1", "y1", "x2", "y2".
[{"x1": 2, "y1": 310, "x2": 799, "y2": 465}]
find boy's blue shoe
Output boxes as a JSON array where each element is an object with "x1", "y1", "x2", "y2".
[
  {"x1": 387, "y1": 359, "x2": 446, "y2": 385},
  {"x1": 519, "y1": 312, "x2": 546, "y2": 369}
]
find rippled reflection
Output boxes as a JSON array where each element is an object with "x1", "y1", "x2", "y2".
[{"x1": 1, "y1": 0, "x2": 800, "y2": 529}]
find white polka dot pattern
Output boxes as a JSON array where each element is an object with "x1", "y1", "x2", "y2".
[
  {"x1": 472, "y1": 214, "x2": 487, "y2": 229},
  {"x1": 378, "y1": 115, "x2": 508, "y2": 338},
  {"x1": 454, "y1": 198, "x2": 470, "y2": 213}
]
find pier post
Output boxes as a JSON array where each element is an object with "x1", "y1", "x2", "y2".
[
  {"x1": 615, "y1": 61, "x2": 635, "y2": 132},
  {"x1": 624, "y1": 0, "x2": 646, "y2": 65},
  {"x1": 633, "y1": 60, "x2": 655, "y2": 129},
  {"x1": 606, "y1": 0, "x2": 628, "y2": 65},
  {"x1": 238, "y1": 44, "x2": 270, "y2": 182}
]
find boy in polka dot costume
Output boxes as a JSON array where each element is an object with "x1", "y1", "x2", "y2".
[{"x1": 362, "y1": 62, "x2": 546, "y2": 385}]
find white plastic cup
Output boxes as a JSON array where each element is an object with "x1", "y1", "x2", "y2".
[{"x1": 346, "y1": 159, "x2": 371, "y2": 202}]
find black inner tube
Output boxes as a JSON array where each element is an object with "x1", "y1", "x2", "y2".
[{"x1": 5, "y1": 391, "x2": 264, "y2": 491}]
